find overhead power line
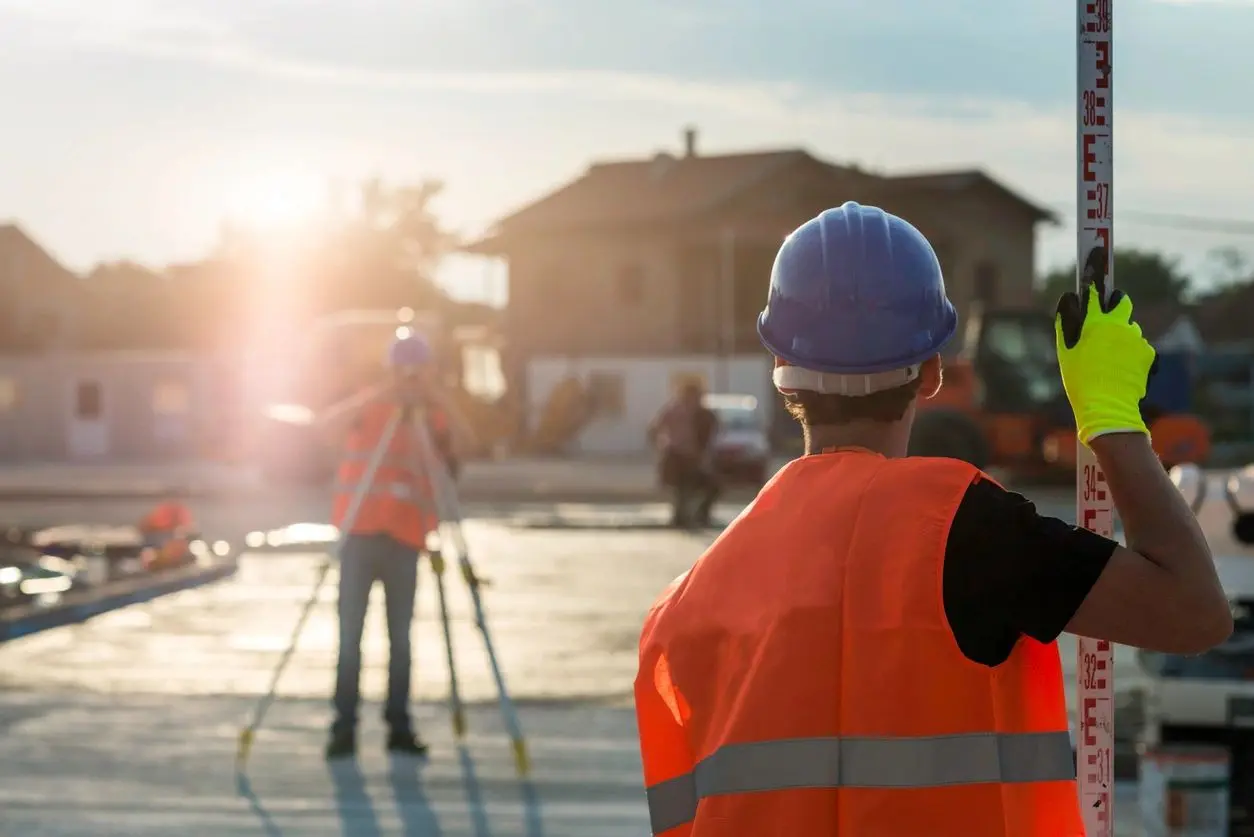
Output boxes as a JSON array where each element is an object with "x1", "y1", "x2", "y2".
[{"x1": 1051, "y1": 206, "x2": 1254, "y2": 237}]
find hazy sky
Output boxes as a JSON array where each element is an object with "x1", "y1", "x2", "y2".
[{"x1": 2, "y1": 0, "x2": 1253, "y2": 301}]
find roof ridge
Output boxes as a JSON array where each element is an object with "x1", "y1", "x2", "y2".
[{"x1": 588, "y1": 147, "x2": 809, "y2": 170}]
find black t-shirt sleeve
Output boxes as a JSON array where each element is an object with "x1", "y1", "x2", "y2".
[{"x1": 942, "y1": 475, "x2": 1119, "y2": 667}]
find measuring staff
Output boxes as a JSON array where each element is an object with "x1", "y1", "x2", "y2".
[
  {"x1": 633, "y1": 201, "x2": 1231, "y2": 836},
  {"x1": 1074, "y1": 0, "x2": 1118, "y2": 832}
]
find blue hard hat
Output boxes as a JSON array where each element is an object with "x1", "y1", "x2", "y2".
[
  {"x1": 387, "y1": 332, "x2": 432, "y2": 368},
  {"x1": 757, "y1": 202, "x2": 957, "y2": 375}
]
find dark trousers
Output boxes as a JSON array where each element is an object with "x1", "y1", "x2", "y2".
[
  {"x1": 664, "y1": 452, "x2": 721, "y2": 527},
  {"x1": 332, "y1": 533, "x2": 419, "y2": 736}
]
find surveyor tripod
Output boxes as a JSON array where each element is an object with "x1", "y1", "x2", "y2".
[{"x1": 234, "y1": 403, "x2": 528, "y2": 776}]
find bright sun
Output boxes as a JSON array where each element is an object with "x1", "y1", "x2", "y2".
[{"x1": 225, "y1": 171, "x2": 326, "y2": 230}]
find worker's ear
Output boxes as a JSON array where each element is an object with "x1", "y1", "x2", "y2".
[{"x1": 920, "y1": 355, "x2": 943, "y2": 400}]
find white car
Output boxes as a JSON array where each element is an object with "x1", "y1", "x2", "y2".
[
  {"x1": 703, "y1": 394, "x2": 772, "y2": 487},
  {"x1": 1129, "y1": 465, "x2": 1254, "y2": 831},
  {"x1": 1138, "y1": 466, "x2": 1254, "y2": 729},
  {"x1": 1139, "y1": 556, "x2": 1254, "y2": 738}
]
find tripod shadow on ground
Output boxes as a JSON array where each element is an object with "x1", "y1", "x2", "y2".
[
  {"x1": 453, "y1": 743, "x2": 545, "y2": 837},
  {"x1": 387, "y1": 755, "x2": 443, "y2": 837},
  {"x1": 235, "y1": 772, "x2": 285, "y2": 837},
  {"x1": 306, "y1": 749, "x2": 541, "y2": 837}
]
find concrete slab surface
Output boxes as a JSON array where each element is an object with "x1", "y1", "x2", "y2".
[{"x1": 0, "y1": 482, "x2": 1244, "y2": 836}]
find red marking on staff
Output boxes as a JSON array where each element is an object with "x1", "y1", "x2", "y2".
[
  {"x1": 1096, "y1": 678, "x2": 1107, "y2": 689},
  {"x1": 1096, "y1": 659, "x2": 1107, "y2": 670},
  {"x1": 1096, "y1": 640, "x2": 1111, "y2": 652},
  {"x1": 1095, "y1": 42, "x2": 1111, "y2": 88},
  {"x1": 1095, "y1": 228, "x2": 1109, "y2": 252},
  {"x1": 1082, "y1": 699, "x2": 1099, "y2": 745},
  {"x1": 1082, "y1": 135, "x2": 1098, "y2": 181}
]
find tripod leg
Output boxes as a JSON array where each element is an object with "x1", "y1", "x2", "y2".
[
  {"x1": 400, "y1": 420, "x2": 468, "y2": 740},
  {"x1": 236, "y1": 407, "x2": 405, "y2": 774},
  {"x1": 428, "y1": 547, "x2": 467, "y2": 738},
  {"x1": 411, "y1": 412, "x2": 530, "y2": 776}
]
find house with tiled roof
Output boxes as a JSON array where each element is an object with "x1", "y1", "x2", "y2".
[
  {"x1": 0, "y1": 225, "x2": 231, "y2": 463},
  {"x1": 467, "y1": 130, "x2": 1057, "y2": 454},
  {"x1": 0, "y1": 223, "x2": 81, "y2": 352}
]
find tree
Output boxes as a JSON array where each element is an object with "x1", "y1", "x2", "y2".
[
  {"x1": 73, "y1": 177, "x2": 464, "y2": 352},
  {"x1": 1203, "y1": 246, "x2": 1252, "y2": 291},
  {"x1": 1035, "y1": 248, "x2": 1192, "y2": 307},
  {"x1": 320, "y1": 177, "x2": 456, "y2": 313},
  {"x1": 213, "y1": 176, "x2": 457, "y2": 318}
]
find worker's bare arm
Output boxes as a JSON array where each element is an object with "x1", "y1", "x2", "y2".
[
  {"x1": 425, "y1": 386, "x2": 478, "y2": 456},
  {"x1": 1065, "y1": 433, "x2": 1231, "y2": 654},
  {"x1": 315, "y1": 384, "x2": 388, "y2": 442}
]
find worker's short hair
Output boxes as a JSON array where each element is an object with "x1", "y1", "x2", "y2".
[{"x1": 782, "y1": 377, "x2": 924, "y2": 426}]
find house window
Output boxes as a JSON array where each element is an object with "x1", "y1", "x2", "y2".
[
  {"x1": 586, "y1": 371, "x2": 625, "y2": 418},
  {"x1": 0, "y1": 377, "x2": 16, "y2": 412},
  {"x1": 974, "y1": 261, "x2": 999, "y2": 305},
  {"x1": 617, "y1": 264, "x2": 645, "y2": 306},
  {"x1": 75, "y1": 381, "x2": 102, "y2": 420},
  {"x1": 153, "y1": 381, "x2": 191, "y2": 415}
]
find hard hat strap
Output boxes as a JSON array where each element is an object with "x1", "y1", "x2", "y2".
[{"x1": 772, "y1": 364, "x2": 920, "y2": 396}]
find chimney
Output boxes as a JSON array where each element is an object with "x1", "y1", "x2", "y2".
[{"x1": 683, "y1": 127, "x2": 697, "y2": 158}]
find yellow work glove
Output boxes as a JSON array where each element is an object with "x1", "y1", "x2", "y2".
[{"x1": 1054, "y1": 281, "x2": 1157, "y2": 447}]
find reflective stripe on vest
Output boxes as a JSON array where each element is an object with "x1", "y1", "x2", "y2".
[
  {"x1": 334, "y1": 480, "x2": 423, "y2": 501},
  {"x1": 340, "y1": 450, "x2": 416, "y2": 468},
  {"x1": 646, "y1": 730, "x2": 1075, "y2": 834}
]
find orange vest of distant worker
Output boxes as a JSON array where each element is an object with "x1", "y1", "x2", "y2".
[
  {"x1": 330, "y1": 400, "x2": 446, "y2": 549},
  {"x1": 636, "y1": 450, "x2": 1083, "y2": 837},
  {"x1": 140, "y1": 501, "x2": 193, "y2": 533}
]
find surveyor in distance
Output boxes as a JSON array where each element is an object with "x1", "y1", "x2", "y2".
[
  {"x1": 137, "y1": 485, "x2": 195, "y2": 570},
  {"x1": 316, "y1": 329, "x2": 475, "y2": 761},
  {"x1": 647, "y1": 380, "x2": 721, "y2": 528},
  {"x1": 635, "y1": 201, "x2": 1231, "y2": 836}
]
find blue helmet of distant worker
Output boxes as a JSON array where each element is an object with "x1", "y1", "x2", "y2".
[
  {"x1": 387, "y1": 331, "x2": 432, "y2": 369},
  {"x1": 757, "y1": 201, "x2": 957, "y2": 396}
]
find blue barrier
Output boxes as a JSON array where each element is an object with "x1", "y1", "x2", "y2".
[{"x1": 0, "y1": 560, "x2": 239, "y2": 643}]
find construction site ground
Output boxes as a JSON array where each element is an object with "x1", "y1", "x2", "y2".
[
  {"x1": 0, "y1": 457, "x2": 706, "y2": 503},
  {"x1": 1, "y1": 472, "x2": 1244, "y2": 836}
]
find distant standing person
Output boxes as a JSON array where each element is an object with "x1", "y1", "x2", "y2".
[
  {"x1": 137, "y1": 485, "x2": 196, "y2": 570},
  {"x1": 648, "y1": 382, "x2": 720, "y2": 528}
]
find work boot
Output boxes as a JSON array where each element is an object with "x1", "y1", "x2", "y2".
[
  {"x1": 386, "y1": 729, "x2": 429, "y2": 757},
  {"x1": 325, "y1": 728, "x2": 356, "y2": 760}
]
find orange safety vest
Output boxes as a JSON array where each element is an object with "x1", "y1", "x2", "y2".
[
  {"x1": 636, "y1": 450, "x2": 1082, "y2": 837},
  {"x1": 330, "y1": 400, "x2": 442, "y2": 549},
  {"x1": 140, "y1": 501, "x2": 193, "y2": 533}
]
